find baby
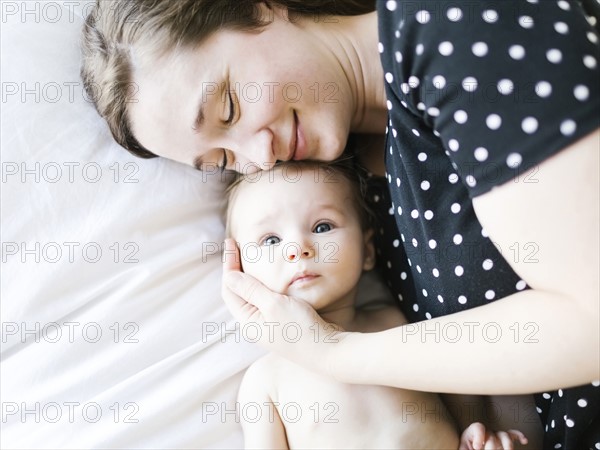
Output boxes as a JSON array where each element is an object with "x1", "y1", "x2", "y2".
[{"x1": 225, "y1": 160, "x2": 532, "y2": 449}]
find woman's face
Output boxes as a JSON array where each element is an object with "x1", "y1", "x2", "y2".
[{"x1": 129, "y1": 6, "x2": 355, "y2": 173}]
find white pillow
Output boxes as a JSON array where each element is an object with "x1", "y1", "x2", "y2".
[{"x1": 1, "y1": 2, "x2": 263, "y2": 448}]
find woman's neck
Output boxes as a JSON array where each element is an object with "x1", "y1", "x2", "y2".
[{"x1": 311, "y1": 11, "x2": 387, "y2": 135}]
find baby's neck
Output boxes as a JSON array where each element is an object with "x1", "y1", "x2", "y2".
[{"x1": 318, "y1": 297, "x2": 361, "y2": 332}]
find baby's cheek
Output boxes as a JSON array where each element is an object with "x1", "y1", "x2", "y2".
[{"x1": 239, "y1": 246, "x2": 287, "y2": 294}]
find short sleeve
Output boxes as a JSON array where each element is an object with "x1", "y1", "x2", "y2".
[{"x1": 379, "y1": 0, "x2": 600, "y2": 197}]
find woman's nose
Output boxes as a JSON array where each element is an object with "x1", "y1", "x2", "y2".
[{"x1": 238, "y1": 129, "x2": 275, "y2": 172}]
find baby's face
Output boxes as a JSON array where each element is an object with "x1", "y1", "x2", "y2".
[{"x1": 228, "y1": 166, "x2": 373, "y2": 311}]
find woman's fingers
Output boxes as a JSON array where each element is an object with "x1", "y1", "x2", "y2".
[{"x1": 223, "y1": 238, "x2": 242, "y2": 272}]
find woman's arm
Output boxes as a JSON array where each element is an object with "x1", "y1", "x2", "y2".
[
  {"x1": 223, "y1": 129, "x2": 599, "y2": 394},
  {"x1": 336, "y1": 129, "x2": 600, "y2": 393}
]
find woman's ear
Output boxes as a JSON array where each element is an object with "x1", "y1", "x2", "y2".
[{"x1": 362, "y1": 228, "x2": 376, "y2": 271}]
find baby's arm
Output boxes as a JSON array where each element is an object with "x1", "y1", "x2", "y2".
[{"x1": 238, "y1": 361, "x2": 288, "y2": 449}]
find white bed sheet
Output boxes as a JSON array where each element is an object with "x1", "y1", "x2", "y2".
[{"x1": 1, "y1": 2, "x2": 265, "y2": 448}]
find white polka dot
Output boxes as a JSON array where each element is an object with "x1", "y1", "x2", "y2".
[
  {"x1": 400, "y1": 101, "x2": 408, "y2": 108},
  {"x1": 507, "y1": 153, "x2": 523, "y2": 169},
  {"x1": 509, "y1": 45, "x2": 526, "y2": 60},
  {"x1": 401, "y1": 272, "x2": 407, "y2": 280},
  {"x1": 588, "y1": 32, "x2": 598, "y2": 44},
  {"x1": 543, "y1": 392, "x2": 552, "y2": 399},
  {"x1": 422, "y1": 289, "x2": 428, "y2": 297},
  {"x1": 385, "y1": 72, "x2": 394, "y2": 83},
  {"x1": 401, "y1": 83, "x2": 410, "y2": 94},
  {"x1": 465, "y1": 175, "x2": 477, "y2": 187},
  {"x1": 516, "y1": 280, "x2": 527, "y2": 290},
  {"x1": 486, "y1": 114, "x2": 502, "y2": 130},
  {"x1": 392, "y1": 128, "x2": 397, "y2": 138},
  {"x1": 481, "y1": 228, "x2": 489, "y2": 238},
  {"x1": 566, "y1": 418, "x2": 575, "y2": 428},
  {"x1": 558, "y1": 389, "x2": 563, "y2": 397},
  {"x1": 554, "y1": 21, "x2": 569, "y2": 34},
  {"x1": 547, "y1": 48, "x2": 562, "y2": 64},
  {"x1": 378, "y1": 42, "x2": 384, "y2": 53},
  {"x1": 386, "y1": 0, "x2": 397, "y2": 11},
  {"x1": 425, "y1": 312, "x2": 432, "y2": 320},
  {"x1": 447, "y1": 7, "x2": 463, "y2": 22},
  {"x1": 475, "y1": 147, "x2": 489, "y2": 162},
  {"x1": 448, "y1": 139, "x2": 459, "y2": 151},
  {"x1": 454, "y1": 110, "x2": 468, "y2": 124},
  {"x1": 574, "y1": 85, "x2": 590, "y2": 101},
  {"x1": 554, "y1": 443, "x2": 561, "y2": 448},
  {"x1": 386, "y1": 100, "x2": 393, "y2": 110},
  {"x1": 551, "y1": 419, "x2": 555, "y2": 428},
  {"x1": 497, "y1": 79, "x2": 514, "y2": 96},
  {"x1": 416, "y1": 10, "x2": 431, "y2": 24},
  {"x1": 408, "y1": 76, "x2": 420, "y2": 88},
  {"x1": 396, "y1": 177, "x2": 401, "y2": 187},
  {"x1": 437, "y1": 295, "x2": 444, "y2": 302},
  {"x1": 428, "y1": 240, "x2": 438, "y2": 250},
  {"x1": 429, "y1": 269, "x2": 438, "y2": 279},
  {"x1": 416, "y1": 44, "x2": 424, "y2": 55},
  {"x1": 395, "y1": 51, "x2": 403, "y2": 63},
  {"x1": 455, "y1": 266, "x2": 464, "y2": 276},
  {"x1": 397, "y1": 205, "x2": 402, "y2": 215},
  {"x1": 413, "y1": 304, "x2": 419, "y2": 312},
  {"x1": 485, "y1": 290, "x2": 496, "y2": 300},
  {"x1": 519, "y1": 16, "x2": 534, "y2": 28},
  {"x1": 393, "y1": 239, "x2": 399, "y2": 247},
  {"x1": 448, "y1": 173, "x2": 459, "y2": 184},
  {"x1": 439, "y1": 41, "x2": 454, "y2": 56},
  {"x1": 453, "y1": 234, "x2": 463, "y2": 245},
  {"x1": 557, "y1": 0, "x2": 570, "y2": 11},
  {"x1": 433, "y1": 75, "x2": 446, "y2": 89},
  {"x1": 427, "y1": 107, "x2": 440, "y2": 117},
  {"x1": 458, "y1": 295, "x2": 467, "y2": 304},
  {"x1": 424, "y1": 210, "x2": 434, "y2": 220},
  {"x1": 472, "y1": 42, "x2": 488, "y2": 57},
  {"x1": 536, "y1": 81, "x2": 552, "y2": 98},
  {"x1": 451, "y1": 203, "x2": 461, "y2": 214},
  {"x1": 387, "y1": 261, "x2": 392, "y2": 269},
  {"x1": 462, "y1": 77, "x2": 478, "y2": 92},
  {"x1": 591, "y1": 379, "x2": 600, "y2": 387},
  {"x1": 587, "y1": 15, "x2": 597, "y2": 27},
  {"x1": 411, "y1": 209, "x2": 419, "y2": 219},
  {"x1": 395, "y1": 30, "x2": 400, "y2": 38},
  {"x1": 522, "y1": 117, "x2": 539, "y2": 134},
  {"x1": 412, "y1": 238, "x2": 418, "y2": 247},
  {"x1": 416, "y1": 265, "x2": 422, "y2": 273},
  {"x1": 560, "y1": 119, "x2": 577, "y2": 136},
  {"x1": 482, "y1": 9, "x2": 498, "y2": 23},
  {"x1": 583, "y1": 55, "x2": 597, "y2": 69},
  {"x1": 418, "y1": 152, "x2": 427, "y2": 161},
  {"x1": 483, "y1": 259, "x2": 494, "y2": 270},
  {"x1": 420, "y1": 181, "x2": 430, "y2": 191},
  {"x1": 578, "y1": 399, "x2": 588, "y2": 407}
]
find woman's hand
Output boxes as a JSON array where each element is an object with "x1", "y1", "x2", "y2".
[
  {"x1": 459, "y1": 422, "x2": 528, "y2": 450},
  {"x1": 221, "y1": 238, "x2": 345, "y2": 375}
]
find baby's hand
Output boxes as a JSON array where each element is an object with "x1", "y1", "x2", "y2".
[{"x1": 459, "y1": 422, "x2": 528, "y2": 450}]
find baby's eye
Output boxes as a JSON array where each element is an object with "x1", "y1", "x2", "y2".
[
  {"x1": 263, "y1": 236, "x2": 281, "y2": 246},
  {"x1": 314, "y1": 223, "x2": 333, "y2": 234}
]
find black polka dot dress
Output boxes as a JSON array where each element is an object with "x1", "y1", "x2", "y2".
[{"x1": 371, "y1": 1, "x2": 600, "y2": 448}]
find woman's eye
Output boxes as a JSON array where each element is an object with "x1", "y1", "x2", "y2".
[
  {"x1": 314, "y1": 223, "x2": 332, "y2": 234},
  {"x1": 226, "y1": 90, "x2": 235, "y2": 124},
  {"x1": 263, "y1": 236, "x2": 281, "y2": 246}
]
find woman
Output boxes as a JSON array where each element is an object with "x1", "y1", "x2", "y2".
[{"x1": 81, "y1": 1, "x2": 599, "y2": 448}]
